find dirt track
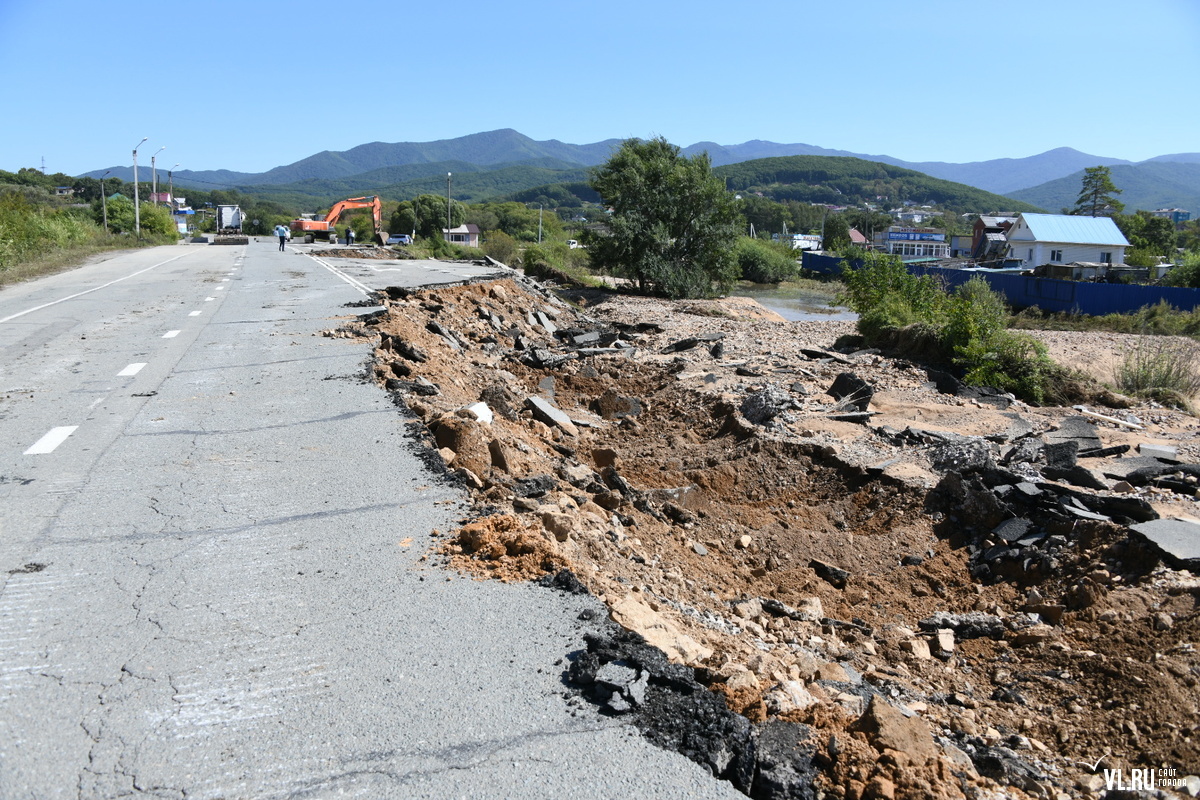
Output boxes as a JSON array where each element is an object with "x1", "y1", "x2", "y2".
[{"x1": 325, "y1": 271, "x2": 1200, "y2": 799}]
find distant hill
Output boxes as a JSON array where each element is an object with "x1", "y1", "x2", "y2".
[
  {"x1": 713, "y1": 156, "x2": 1044, "y2": 214},
  {"x1": 78, "y1": 130, "x2": 1199, "y2": 213},
  {"x1": 1006, "y1": 162, "x2": 1200, "y2": 215}
]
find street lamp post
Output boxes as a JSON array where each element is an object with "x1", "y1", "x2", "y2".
[
  {"x1": 538, "y1": 203, "x2": 543, "y2": 244},
  {"x1": 101, "y1": 170, "x2": 111, "y2": 233},
  {"x1": 132, "y1": 137, "x2": 148, "y2": 238},
  {"x1": 151, "y1": 146, "x2": 166, "y2": 205},
  {"x1": 445, "y1": 172, "x2": 452, "y2": 242}
]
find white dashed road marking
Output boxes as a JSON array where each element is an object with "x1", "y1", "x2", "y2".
[
  {"x1": 25, "y1": 426, "x2": 78, "y2": 455},
  {"x1": 189, "y1": 310, "x2": 202, "y2": 317},
  {"x1": 118, "y1": 363, "x2": 146, "y2": 377},
  {"x1": 163, "y1": 330, "x2": 181, "y2": 339}
]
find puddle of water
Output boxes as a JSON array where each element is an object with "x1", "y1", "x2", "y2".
[{"x1": 731, "y1": 282, "x2": 857, "y2": 322}]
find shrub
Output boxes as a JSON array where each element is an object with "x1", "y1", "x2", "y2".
[
  {"x1": 483, "y1": 231, "x2": 518, "y2": 265},
  {"x1": 840, "y1": 251, "x2": 945, "y2": 341},
  {"x1": 733, "y1": 237, "x2": 798, "y2": 283}
]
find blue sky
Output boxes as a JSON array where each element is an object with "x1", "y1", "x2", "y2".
[{"x1": 2, "y1": 0, "x2": 1198, "y2": 177}]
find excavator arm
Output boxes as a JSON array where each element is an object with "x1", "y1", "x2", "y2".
[{"x1": 292, "y1": 196, "x2": 386, "y2": 243}]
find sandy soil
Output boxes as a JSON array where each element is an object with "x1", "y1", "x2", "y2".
[{"x1": 323, "y1": 272, "x2": 1200, "y2": 799}]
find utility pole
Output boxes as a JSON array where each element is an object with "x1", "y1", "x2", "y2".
[
  {"x1": 101, "y1": 171, "x2": 111, "y2": 233},
  {"x1": 132, "y1": 137, "x2": 147, "y2": 238},
  {"x1": 445, "y1": 173, "x2": 452, "y2": 242}
]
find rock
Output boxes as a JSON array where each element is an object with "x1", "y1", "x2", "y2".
[
  {"x1": 851, "y1": 695, "x2": 938, "y2": 762},
  {"x1": 762, "y1": 596, "x2": 823, "y2": 622},
  {"x1": 514, "y1": 474, "x2": 557, "y2": 498},
  {"x1": 919, "y1": 612, "x2": 1005, "y2": 639},
  {"x1": 1152, "y1": 612, "x2": 1174, "y2": 630},
  {"x1": 933, "y1": 629, "x2": 955, "y2": 654},
  {"x1": 764, "y1": 681, "x2": 818, "y2": 714},
  {"x1": 809, "y1": 559, "x2": 849, "y2": 589},
  {"x1": 525, "y1": 396, "x2": 579, "y2": 436},
  {"x1": 541, "y1": 511, "x2": 574, "y2": 542},
  {"x1": 740, "y1": 383, "x2": 798, "y2": 425},
  {"x1": 814, "y1": 662, "x2": 849, "y2": 682},
  {"x1": 736, "y1": 535, "x2": 752, "y2": 549},
  {"x1": 380, "y1": 333, "x2": 428, "y2": 363},
  {"x1": 438, "y1": 447, "x2": 456, "y2": 464},
  {"x1": 610, "y1": 597, "x2": 713, "y2": 666},
  {"x1": 827, "y1": 372, "x2": 874, "y2": 412},
  {"x1": 462, "y1": 401, "x2": 493, "y2": 424},
  {"x1": 901, "y1": 639, "x2": 931, "y2": 659},
  {"x1": 864, "y1": 776, "x2": 896, "y2": 800},
  {"x1": 1012, "y1": 623, "x2": 1055, "y2": 646},
  {"x1": 691, "y1": 542, "x2": 708, "y2": 556},
  {"x1": 724, "y1": 668, "x2": 759, "y2": 692}
]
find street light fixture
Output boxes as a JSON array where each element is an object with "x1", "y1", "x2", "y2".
[
  {"x1": 151, "y1": 146, "x2": 166, "y2": 205},
  {"x1": 101, "y1": 170, "x2": 111, "y2": 233},
  {"x1": 132, "y1": 137, "x2": 148, "y2": 238}
]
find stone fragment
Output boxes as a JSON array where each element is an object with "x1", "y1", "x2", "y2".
[
  {"x1": 901, "y1": 639, "x2": 931, "y2": 659},
  {"x1": 1012, "y1": 623, "x2": 1055, "y2": 646},
  {"x1": 933, "y1": 629, "x2": 955, "y2": 655},
  {"x1": 541, "y1": 511, "x2": 574, "y2": 542},
  {"x1": 851, "y1": 695, "x2": 938, "y2": 762},
  {"x1": 736, "y1": 535, "x2": 752, "y2": 549},
  {"x1": 740, "y1": 383, "x2": 798, "y2": 425},
  {"x1": 609, "y1": 597, "x2": 713, "y2": 666},
  {"x1": 462, "y1": 402, "x2": 493, "y2": 424},
  {"x1": 764, "y1": 681, "x2": 818, "y2": 714},
  {"x1": 525, "y1": 396, "x2": 579, "y2": 436},
  {"x1": 809, "y1": 559, "x2": 849, "y2": 589}
]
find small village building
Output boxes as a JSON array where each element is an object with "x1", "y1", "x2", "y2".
[
  {"x1": 848, "y1": 228, "x2": 871, "y2": 249},
  {"x1": 442, "y1": 223, "x2": 480, "y2": 247},
  {"x1": 1150, "y1": 208, "x2": 1191, "y2": 225},
  {"x1": 1005, "y1": 213, "x2": 1129, "y2": 267},
  {"x1": 971, "y1": 215, "x2": 1016, "y2": 258},
  {"x1": 874, "y1": 226, "x2": 950, "y2": 259}
]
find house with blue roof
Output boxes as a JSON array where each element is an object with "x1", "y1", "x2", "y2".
[{"x1": 1005, "y1": 212, "x2": 1129, "y2": 268}]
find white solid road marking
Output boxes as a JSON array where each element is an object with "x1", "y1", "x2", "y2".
[
  {"x1": 304, "y1": 255, "x2": 371, "y2": 295},
  {"x1": 25, "y1": 426, "x2": 79, "y2": 455},
  {"x1": 189, "y1": 310, "x2": 202, "y2": 317},
  {"x1": 163, "y1": 330, "x2": 181, "y2": 339},
  {"x1": 0, "y1": 253, "x2": 193, "y2": 324},
  {"x1": 118, "y1": 363, "x2": 147, "y2": 377}
]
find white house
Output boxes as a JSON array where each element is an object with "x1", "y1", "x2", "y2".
[{"x1": 1005, "y1": 213, "x2": 1129, "y2": 267}]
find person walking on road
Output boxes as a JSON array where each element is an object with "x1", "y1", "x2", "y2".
[{"x1": 274, "y1": 224, "x2": 289, "y2": 251}]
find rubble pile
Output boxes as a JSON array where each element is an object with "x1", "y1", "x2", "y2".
[{"x1": 326, "y1": 276, "x2": 1200, "y2": 799}]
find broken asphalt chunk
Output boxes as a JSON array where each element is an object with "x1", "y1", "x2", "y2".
[
  {"x1": 809, "y1": 559, "x2": 849, "y2": 589},
  {"x1": 525, "y1": 396, "x2": 579, "y2": 436},
  {"x1": 1129, "y1": 519, "x2": 1200, "y2": 571}
]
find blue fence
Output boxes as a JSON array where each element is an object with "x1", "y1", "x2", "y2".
[{"x1": 801, "y1": 252, "x2": 1200, "y2": 316}]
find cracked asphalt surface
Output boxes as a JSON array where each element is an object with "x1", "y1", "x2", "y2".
[{"x1": 0, "y1": 241, "x2": 743, "y2": 799}]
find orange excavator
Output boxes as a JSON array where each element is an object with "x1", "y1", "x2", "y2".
[{"x1": 291, "y1": 195, "x2": 387, "y2": 244}]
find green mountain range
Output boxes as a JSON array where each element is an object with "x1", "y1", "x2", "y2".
[{"x1": 1006, "y1": 162, "x2": 1200, "y2": 216}]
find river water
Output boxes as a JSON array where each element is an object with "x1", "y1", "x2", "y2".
[{"x1": 731, "y1": 282, "x2": 857, "y2": 322}]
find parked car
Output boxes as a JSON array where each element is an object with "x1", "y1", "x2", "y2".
[
  {"x1": 567, "y1": 239, "x2": 580, "y2": 249},
  {"x1": 387, "y1": 234, "x2": 413, "y2": 246}
]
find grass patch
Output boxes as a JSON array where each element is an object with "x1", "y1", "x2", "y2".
[
  {"x1": 1009, "y1": 301, "x2": 1200, "y2": 338},
  {"x1": 1115, "y1": 337, "x2": 1200, "y2": 411}
]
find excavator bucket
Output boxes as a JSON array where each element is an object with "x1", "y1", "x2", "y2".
[{"x1": 375, "y1": 231, "x2": 388, "y2": 245}]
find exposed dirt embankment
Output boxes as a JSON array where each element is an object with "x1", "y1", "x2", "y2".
[{"x1": 325, "y1": 276, "x2": 1200, "y2": 800}]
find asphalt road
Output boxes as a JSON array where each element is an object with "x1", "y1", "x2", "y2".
[{"x1": 0, "y1": 241, "x2": 743, "y2": 799}]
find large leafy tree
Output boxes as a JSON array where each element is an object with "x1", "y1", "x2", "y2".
[
  {"x1": 587, "y1": 137, "x2": 741, "y2": 298},
  {"x1": 1072, "y1": 166, "x2": 1124, "y2": 217},
  {"x1": 390, "y1": 194, "x2": 466, "y2": 240}
]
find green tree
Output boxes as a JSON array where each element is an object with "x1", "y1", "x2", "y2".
[
  {"x1": 393, "y1": 194, "x2": 466, "y2": 240},
  {"x1": 1073, "y1": 166, "x2": 1124, "y2": 217},
  {"x1": 822, "y1": 214, "x2": 852, "y2": 251},
  {"x1": 733, "y1": 237, "x2": 797, "y2": 283},
  {"x1": 587, "y1": 137, "x2": 741, "y2": 298}
]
